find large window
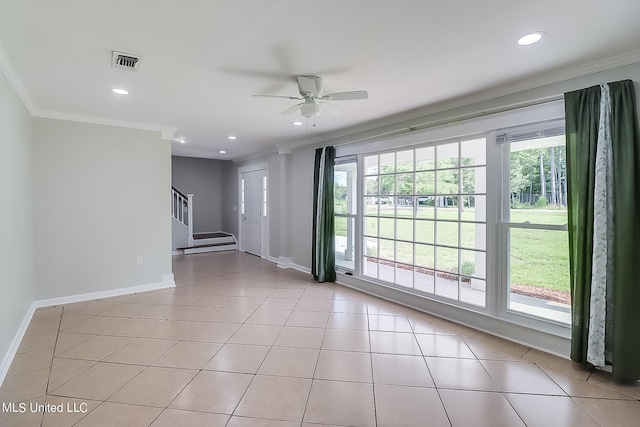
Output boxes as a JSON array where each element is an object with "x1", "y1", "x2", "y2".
[
  {"x1": 362, "y1": 138, "x2": 487, "y2": 307},
  {"x1": 335, "y1": 100, "x2": 571, "y2": 334},
  {"x1": 501, "y1": 122, "x2": 570, "y2": 324},
  {"x1": 334, "y1": 160, "x2": 357, "y2": 270}
]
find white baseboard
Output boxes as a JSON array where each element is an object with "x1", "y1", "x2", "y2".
[
  {"x1": 271, "y1": 257, "x2": 311, "y2": 275},
  {"x1": 0, "y1": 302, "x2": 38, "y2": 388},
  {"x1": 277, "y1": 257, "x2": 292, "y2": 269},
  {"x1": 33, "y1": 278, "x2": 176, "y2": 308},
  {"x1": 289, "y1": 262, "x2": 311, "y2": 275},
  {"x1": 0, "y1": 276, "x2": 176, "y2": 388}
]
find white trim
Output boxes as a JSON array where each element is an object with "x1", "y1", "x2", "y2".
[
  {"x1": 336, "y1": 272, "x2": 570, "y2": 356},
  {"x1": 33, "y1": 278, "x2": 175, "y2": 308},
  {"x1": 277, "y1": 145, "x2": 292, "y2": 155},
  {"x1": 0, "y1": 302, "x2": 38, "y2": 387},
  {"x1": 172, "y1": 250, "x2": 183, "y2": 256},
  {"x1": 237, "y1": 162, "x2": 270, "y2": 174},
  {"x1": 336, "y1": 100, "x2": 565, "y2": 158},
  {"x1": 277, "y1": 257, "x2": 293, "y2": 269},
  {"x1": 183, "y1": 244, "x2": 237, "y2": 255},
  {"x1": 187, "y1": 193, "x2": 195, "y2": 247},
  {"x1": 237, "y1": 165, "x2": 269, "y2": 255},
  {"x1": 280, "y1": 51, "x2": 640, "y2": 154},
  {"x1": 0, "y1": 44, "x2": 36, "y2": 115},
  {"x1": 0, "y1": 46, "x2": 176, "y2": 140},
  {"x1": 0, "y1": 275, "x2": 175, "y2": 387},
  {"x1": 33, "y1": 111, "x2": 177, "y2": 140},
  {"x1": 289, "y1": 262, "x2": 312, "y2": 275}
]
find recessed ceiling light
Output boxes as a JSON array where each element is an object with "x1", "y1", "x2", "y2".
[
  {"x1": 517, "y1": 32, "x2": 544, "y2": 46},
  {"x1": 219, "y1": 150, "x2": 227, "y2": 154},
  {"x1": 292, "y1": 121, "x2": 304, "y2": 126},
  {"x1": 227, "y1": 136, "x2": 237, "y2": 140},
  {"x1": 112, "y1": 88, "x2": 129, "y2": 95}
]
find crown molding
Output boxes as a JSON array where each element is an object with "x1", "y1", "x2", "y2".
[
  {"x1": 1, "y1": 42, "x2": 176, "y2": 140},
  {"x1": 0, "y1": 44, "x2": 37, "y2": 115},
  {"x1": 280, "y1": 49, "x2": 640, "y2": 152},
  {"x1": 34, "y1": 110, "x2": 177, "y2": 140}
]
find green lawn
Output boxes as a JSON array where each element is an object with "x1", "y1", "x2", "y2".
[{"x1": 335, "y1": 207, "x2": 569, "y2": 292}]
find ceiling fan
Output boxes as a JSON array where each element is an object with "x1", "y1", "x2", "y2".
[{"x1": 253, "y1": 76, "x2": 368, "y2": 119}]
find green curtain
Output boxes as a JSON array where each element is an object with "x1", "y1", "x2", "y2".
[
  {"x1": 312, "y1": 146, "x2": 336, "y2": 283},
  {"x1": 565, "y1": 79, "x2": 640, "y2": 382}
]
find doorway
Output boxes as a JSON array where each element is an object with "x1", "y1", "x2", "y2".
[{"x1": 240, "y1": 169, "x2": 267, "y2": 257}]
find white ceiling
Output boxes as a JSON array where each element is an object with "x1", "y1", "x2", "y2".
[{"x1": 1, "y1": 0, "x2": 639, "y2": 161}]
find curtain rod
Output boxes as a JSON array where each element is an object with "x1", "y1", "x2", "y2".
[{"x1": 334, "y1": 93, "x2": 564, "y2": 148}]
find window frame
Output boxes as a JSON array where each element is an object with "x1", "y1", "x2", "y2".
[
  {"x1": 498, "y1": 133, "x2": 570, "y2": 327},
  {"x1": 334, "y1": 156, "x2": 358, "y2": 273},
  {"x1": 334, "y1": 99, "x2": 570, "y2": 339},
  {"x1": 357, "y1": 134, "x2": 489, "y2": 310}
]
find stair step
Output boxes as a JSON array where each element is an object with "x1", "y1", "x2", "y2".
[
  {"x1": 177, "y1": 242, "x2": 234, "y2": 250},
  {"x1": 193, "y1": 232, "x2": 232, "y2": 240}
]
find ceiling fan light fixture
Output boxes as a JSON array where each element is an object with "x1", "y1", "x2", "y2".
[
  {"x1": 292, "y1": 121, "x2": 304, "y2": 126},
  {"x1": 517, "y1": 32, "x2": 544, "y2": 46},
  {"x1": 177, "y1": 138, "x2": 186, "y2": 144},
  {"x1": 300, "y1": 101, "x2": 320, "y2": 118}
]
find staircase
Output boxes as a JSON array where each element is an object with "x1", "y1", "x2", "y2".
[{"x1": 172, "y1": 187, "x2": 237, "y2": 255}]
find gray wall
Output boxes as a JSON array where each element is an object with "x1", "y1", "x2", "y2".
[
  {"x1": 0, "y1": 69, "x2": 36, "y2": 366},
  {"x1": 33, "y1": 119, "x2": 172, "y2": 299},
  {"x1": 221, "y1": 161, "x2": 239, "y2": 237},
  {"x1": 284, "y1": 63, "x2": 640, "y2": 271},
  {"x1": 172, "y1": 156, "x2": 231, "y2": 233},
  {"x1": 290, "y1": 147, "x2": 315, "y2": 268}
]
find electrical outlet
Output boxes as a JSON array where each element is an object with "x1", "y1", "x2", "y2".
[{"x1": 136, "y1": 257, "x2": 143, "y2": 266}]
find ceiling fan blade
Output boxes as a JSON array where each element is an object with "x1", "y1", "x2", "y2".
[
  {"x1": 320, "y1": 102, "x2": 346, "y2": 116},
  {"x1": 253, "y1": 94, "x2": 301, "y2": 100},
  {"x1": 298, "y1": 76, "x2": 321, "y2": 94},
  {"x1": 322, "y1": 90, "x2": 369, "y2": 101},
  {"x1": 280, "y1": 103, "x2": 303, "y2": 115}
]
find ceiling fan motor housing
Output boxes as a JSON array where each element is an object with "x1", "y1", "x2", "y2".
[{"x1": 298, "y1": 76, "x2": 323, "y2": 97}]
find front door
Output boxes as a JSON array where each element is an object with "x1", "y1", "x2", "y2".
[{"x1": 241, "y1": 170, "x2": 264, "y2": 256}]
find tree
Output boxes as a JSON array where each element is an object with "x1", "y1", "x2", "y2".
[
  {"x1": 509, "y1": 150, "x2": 532, "y2": 205},
  {"x1": 539, "y1": 152, "x2": 546, "y2": 202}
]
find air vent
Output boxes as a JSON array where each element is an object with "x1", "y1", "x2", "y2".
[{"x1": 111, "y1": 51, "x2": 140, "y2": 70}]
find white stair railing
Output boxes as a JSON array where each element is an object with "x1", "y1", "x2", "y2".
[
  {"x1": 172, "y1": 187, "x2": 195, "y2": 246},
  {"x1": 187, "y1": 193, "x2": 194, "y2": 247},
  {"x1": 171, "y1": 187, "x2": 188, "y2": 225}
]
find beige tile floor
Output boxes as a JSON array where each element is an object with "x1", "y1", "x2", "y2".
[{"x1": 2, "y1": 251, "x2": 640, "y2": 427}]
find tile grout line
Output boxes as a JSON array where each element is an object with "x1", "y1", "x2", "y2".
[
  {"x1": 296, "y1": 285, "x2": 328, "y2": 426},
  {"x1": 367, "y1": 302, "x2": 380, "y2": 427}
]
